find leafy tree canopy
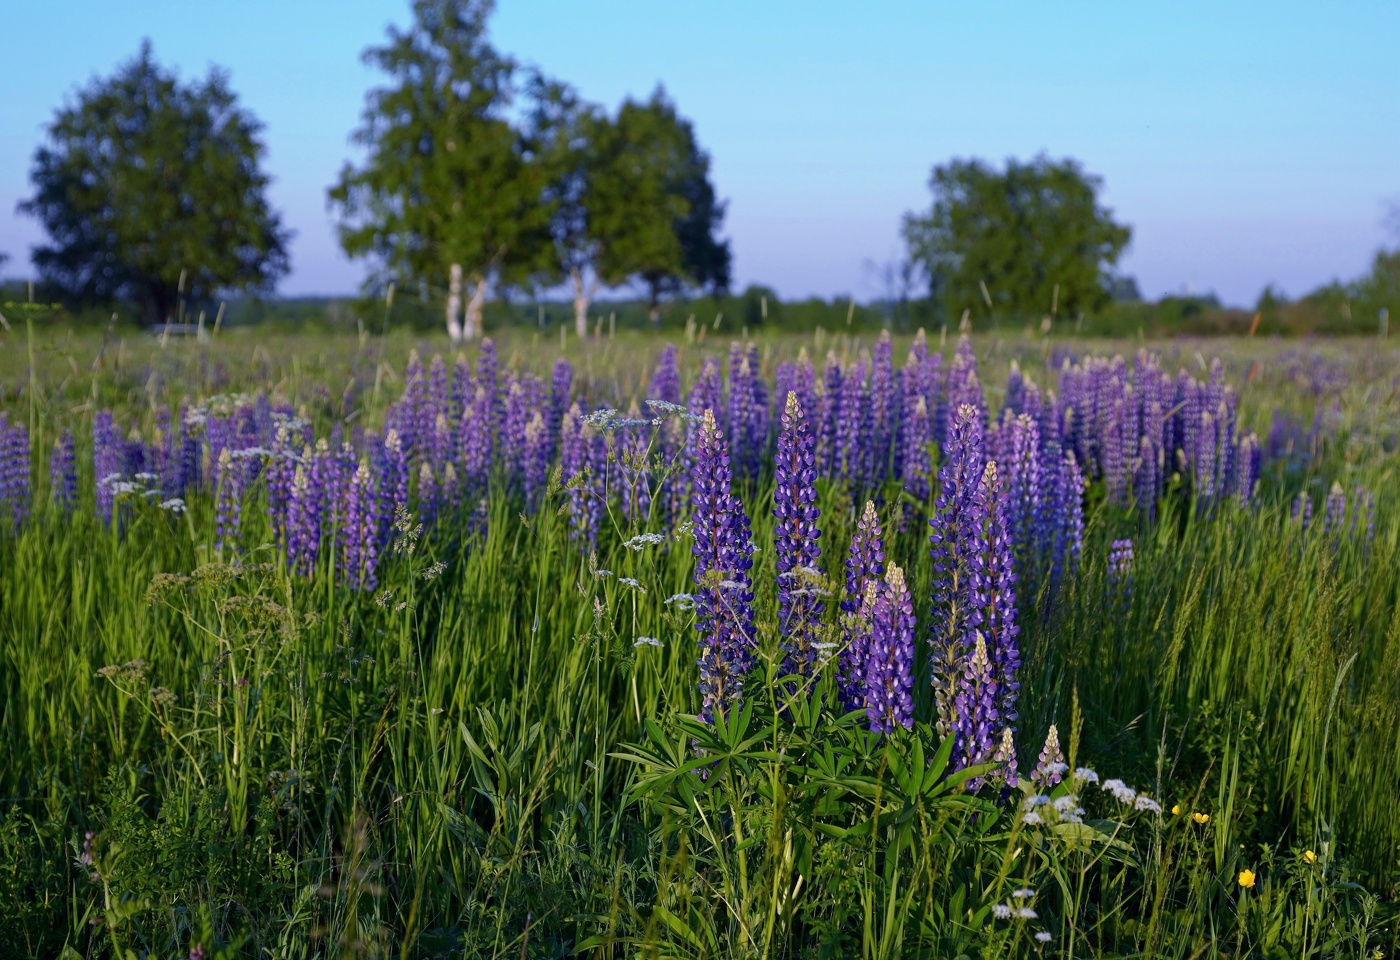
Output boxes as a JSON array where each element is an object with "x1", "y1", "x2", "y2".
[
  {"x1": 902, "y1": 154, "x2": 1130, "y2": 321},
  {"x1": 19, "y1": 41, "x2": 289, "y2": 324},
  {"x1": 329, "y1": 0, "x2": 555, "y2": 339}
]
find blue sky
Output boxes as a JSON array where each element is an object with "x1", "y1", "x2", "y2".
[{"x1": 2, "y1": 1, "x2": 1397, "y2": 306}]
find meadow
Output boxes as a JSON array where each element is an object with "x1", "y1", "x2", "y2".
[{"x1": 0, "y1": 320, "x2": 1397, "y2": 958}]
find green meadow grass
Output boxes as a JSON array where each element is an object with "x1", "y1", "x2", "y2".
[{"x1": 0, "y1": 326, "x2": 1396, "y2": 957}]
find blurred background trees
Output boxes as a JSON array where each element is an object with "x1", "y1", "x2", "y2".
[{"x1": 18, "y1": 41, "x2": 289, "y2": 326}]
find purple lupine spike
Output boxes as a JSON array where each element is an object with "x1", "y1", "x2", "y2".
[
  {"x1": 213, "y1": 448, "x2": 242, "y2": 554},
  {"x1": 501, "y1": 378, "x2": 530, "y2": 485},
  {"x1": 818, "y1": 353, "x2": 843, "y2": 475},
  {"x1": 1000, "y1": 413, "x2": 1043, "y2": 571},
  {"x1": 952, "y1": 632, "x2": 999, "y2": 779},
  {"x1": 1004, "y1": 360, "x2": 1025, "y2": 417},
  {"x1": 428, "y1": 353, "x2": 449, "y2": 433},
  {"x1": 1029, "y1": 724, "x2": 1066, "y2": 788},
  {"x1": 560, "y1": 403, "x2": 599, "y2": 545},
  {"x1": 51, "y1": 431, "x2": 77, "y2": 511},
  {"x1": 748, "y1": 342, "x2": 769, "y2": 457},
  {"x1": 838, "y1": 500, "x2": 885, "y2": 710},
  {"x1": 774, "y1": 392, "x2": 823, "y2": 677},
  {"x1": 791, "y1": 351, "x2": 818, "y2": 428},
  {"x1": 429, "y1": 411, "x2": 452, "y2": 472},
  {"x1": 726, "y1": 343, "x2": 758, "y2": 479},
  {"x1": 1193, "y1": 410, "x2": 1217, "y2": 511},
  {"x1": 1293, "y1": 492, "x2": 1313, "y2": 532},
  {"x1": 836, "y1": 357, "x2": 868, "y2": 487},
  {"x1": 0, "y1": 416, "x2": 30, "y2": 528},
  {"x1": 417, "y1": 461, "x2": 440, "y2": 527},
  {"x1": 650, "y1": 345, "x2": 682, "y2": 406},
  {"x1": 286, "y1": 454, "x2": 321, "y2": 576},
  {"x1": 1134, "y1": 433, "x2": 1162, "y2": 522},
  {"x1": 476, "y1": 338, "x2": 500, "y2": 445},
  {"x1": 522, "y1": 411, "x2": 550, "y2": 512},
  {"x1": 93, "y1": 411, "x2": 123, "y2": 524},
  {"x1": 686, "y1": 356, "x2": 725, "y2": 478},
  {"x1": 965, "y1": 461, "x2": 1021, "y2": 725},
  {"x1": 451, "y1": 352, "x2": 472, "y2": 424},
  {"x1": 945, "y1": 335, "x2": 985, "y2": 439},
  {"x1": 458, "y1": 386, "x2": 492, "y2": 490},
  {"x1": 1044, "y1": 449, "x2": 1086, "y2": 593},
  {"x1": 900, "y1": 395, "x2": 933, "y2": 504},
  {"x1": 991, "y1": 727, "x2": 1019, "y2": 788},
  {"x1": 690, "y1": 408, "x2": 757, "y2": 720},
  {"x1": 1107, "y1": 538, "x2": 1134, "y2": 607},
  {"x1": 381, "y1": 429, "x2": 409, "y2": 541},
  {"x1": 400, "y1": 349, "x2": 426, "y2": 458},
  {"x1": 869, "y1": 331, "x2": 896, "y2": 484},
  {"x1": 865, "y1": 563, "x2": 915, "y2": 733},
  {"x1": 1234, "y1": 433, "x2": 1260, "y2": 505},
  {"x1": 550, "y1": 357, "x2": 573, "y2": 445},
  {"x1": 928, "y1": 403, "x2": 985, "y2": 737},
  {"x1": 266, "y1": 425, "x2": 296, "y2": 544},
  {"x1": 1323, "y1": 481, "x2": 1347, "y2": 538},
  {"x1": 342, "y1": 458, "x2": 379, "y2": 591}
]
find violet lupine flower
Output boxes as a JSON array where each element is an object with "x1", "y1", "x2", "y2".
[
  {"x1": 93, "y1": 411, "x2": 123, "y2": 524},
  {"x1": 928, "y1": 404, "x2": 985, "y2": 738},
  {"x1": 727, "y1": 343, "x2": 759, "y2": 479},
  {"x1": 900, "y1": 395, "x2": 933, "y2": 504},
  {"x1": 522, "y1": 411, "x2": 551, "y2": 511},
  {"x1": 457, "y1": 386, "x2": 492, "y2": 490},
  {"x1": 416, "y1": 461, "x2": 441, "y2": 527},
  {"x1": 265, "y1": 425, "x2": 296, "y2": 544},
  {"x1": 999, "y1": 413, "x2": 1043, "y2": 570},
  {"x1": 51, "y1": 431, "x2": 78, "y2": 511},
  {"x1": 1030, "y1": 724, "x2": 1066, "y2": 788},
  {"x1": 618, "y1": 401, "x2": 652, "y2": 522},
  {"x1": 476, "y1": 338, "x2": 500, "y2": 441},
  {"x1": 869, "y1": 331, "x2": 896, "y2": 484},
  {"x1": 1323, "y1": 481, "x2": 1347, "y2": 539},
  {"x1": 838, "y1": 500, "x2": 885, "y2": 711},
  {"x1": 1293, "y1": 492, "x2": 1313, "y2": 532},
  {"x1": 686, "y1": 356, "x2": 725, "y2": 475},
  {"x1": 650, "y1": 345, "x2": 682, "y2": 406},
  {"x1": 965, "y1": 461, "x2": 1021, "y2": 725},
  {"x1": 380, "y1": 430, "x2": 409, "y2": 546},
  {"x1": 945, "y1": 336, "x2": 985, "y2": 439},
  {"x1": 400, "y1": 349, "x2": 427, "y2": 458},
  {"x1": 501, "y1": 379, "x2": 531, "y2": 484},
  {"x1": 0, "y1": 415, "x2": 30, "y2": 528},
  {"x1": 773, "y1": 392, "x2": 823, "y2": 677},
  {"x1": 1234, "y1": 433, "x2": 1261, "y2": 505},
  {"x1": 1107, "y1": 538, "x2": 1134, "y2": 607},
  {"x1": 1134, "y1": 412, "x2": 1164, "y2": 521},
  {"x1": 428, "y1": 352, "x2": 449, "y2": 431},
  {"x1": 560, "y1": 403, "x2": 601, "y2": 545},
  {"x1": 836, "y1": 357, "x2": 868, "y2": 487},
  {"x1": 865, "y1": 563, "x2": 915, "y2": 733},
  {"x1": 213, "y1": 448, "x2": 242, "y2": 554},
  {"x1": 991, "y1": 727, "x2": 1019, "y2": 788},
  {"x1": 952, "y1": 632, "x2": 999, "y2": 778},
  {"x1": 1044, "y1": 450, "x2": 1086, "y2": 594},
  {"x1": 285, "y1": 456, "x2": 321, "y2": 576},
  {"x1": 549, "y1": 357, "x2": 573, "y2": 447},
  {"x1": 818, "y1": 352, "x2": 843, "y2": 475},
  {"x1": 690, "y1": 409, "x2": 757, "y2": 721},
  {"x1": 341, "y1": 459, "x2": 380, "y2": 591},
  {"x1": 451, "y1": 352, "x2": 472, "y2": 423}
]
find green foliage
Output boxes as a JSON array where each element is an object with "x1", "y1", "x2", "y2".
[
  {"x1": 329, "y1": 0, "x2": 554, "y2": 303},
  {"x1": 902, "y1": 154, "x2": 1131, "y2": 322},
  {"x1": 18, "y1": 41, "x2": 290, "y2": 325}
]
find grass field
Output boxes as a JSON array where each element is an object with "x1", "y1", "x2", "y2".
[{"x1": 0, "y1": 322, "x2": 1396, "y2": 958}]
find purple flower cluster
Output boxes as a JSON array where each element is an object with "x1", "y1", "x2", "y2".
[
  {"x1": 838, "y1": 501, "x2": 885, "y2": 711},
  {"x1": 0, "y1": 413, "x2": 30, "y2": 529},
  {"x1": 690, "y1": 409, "x2": 756, "y2": 720},
  {"x1": 1107, "y1": 538, "x2": 1134, "y2": 606},
  {"x1": 773, "y1": 392, "x2": 823, "y2": 677},
  {"x1": 865, "y1": 564, "x2": 915, "y2": 732}
]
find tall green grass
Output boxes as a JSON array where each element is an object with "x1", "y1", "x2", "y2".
[{"x1": 0, "y1": 328, "x2": 1396, "y2": 957}]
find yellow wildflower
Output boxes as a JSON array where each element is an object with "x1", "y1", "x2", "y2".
[
  {"x1": 1171, "y1": 804, "x2": 1181, "y2": 816},
  {"x1": 1238, "y1": 869, "x2": 1256, "y2": 888},
  {"x1": 1303, "y1": 849, "x2": 1317, "y2": 864},
  {"x1": 1192, "y1": 812, "x2": 1210, "y2": 824}
]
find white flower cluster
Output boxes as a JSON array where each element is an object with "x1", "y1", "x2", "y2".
[
  {"x1": 623, "y1": 533, "x2": 666, "y2": 551},
  {"x1": 633, "y1": 636, "x2": 662, "y2": 648}
]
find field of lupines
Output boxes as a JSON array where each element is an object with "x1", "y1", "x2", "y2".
[{"x1": 0, "y1": 322, "x2": 1397, "y2": 958}]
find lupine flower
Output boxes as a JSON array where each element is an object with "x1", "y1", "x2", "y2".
[
  {"x1": 549, "y1": 357, "x2": 572, "y2": 446},
  {"x1": 286, "y1": 455, "x2": 320, "y2": 575},
  {"x1": 0, "y1": 415, "x2": 30, "y2": 528},
  {"x1": 727, "y1": 342, "x2": 759, "y2": 479},
  {"x1": 839, "y1": 501, "x2": 885, "y2": 710},
  {"x1": 560, "y1": 403, "x2": 600, "y2": 545},
  {"x1": 836, "y1": 357, "x2": 868, "y2": 487},
  {"x1": 1108, "y1": 538, "x2": 1134, "y2": 606},
  {"x1": 952, "y1": 632, "x2": 999, "y2": 780},
  {"x1": 865, "y1": 564, "x2": 915, "y2": 733},
  {"x1": 342, "y1": 459, "x2": 380, "y2": 591},
  {"x1": 773, "y1": 393, "x2": 824, "y2": 677},
  {"x1": 1323, "y1": 481, "x2": 1347, "y2": 538},
  {"x1": 50, "y1": 431, "x2": 78, "y2": 511},
  {"x1": 818, "y1": 352, "x2": 842, "y2": 474},
  {"x1": 900, "y1": 395, "x2": 932, "y2": 503},
  {"x1": 928, "y1": 404, "x2": 985, "y2": 737},
  {"x1": 522, "y1": 411, "x2": 551, "y2": 511},
  {"x1": 992, "y1": 726, "x2": 1019, "y2": 786},
  {"x1": 964, "y1": 461, "x2": 1021, "y2": 725},
  {"x1": 213, "y1": 448, "x2": 242, "y2": 554},
  {"x1": 417, "y1": 461, "x2": 440, "y2": 526},
  {"x1": 1030, "y1": 724, "x2": 1066, "y2": 788},
  {"x1": 690, "y1": 409, "x2": 757, "y2": 721},
  {"x1": 93, "y1": 411, "x2": 123, "y2": 524},
  {"x1": 868, "y1": 331, "x2": 896, "y2": 483}
]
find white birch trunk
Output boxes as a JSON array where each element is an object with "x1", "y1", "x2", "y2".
[
  {"x1": 463, "y1": 277, "x2": 488, "y2": 341},
  {"x1": 570, "y1": 266, "x2": 593, "y2": 338},
  {"x1": 445, "y1": 263, "x2": 463, "y2": 342}
]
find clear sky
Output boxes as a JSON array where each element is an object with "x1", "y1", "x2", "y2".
[{"x1": 2, "y1": 1, "x2": 1397, "y2": 306}]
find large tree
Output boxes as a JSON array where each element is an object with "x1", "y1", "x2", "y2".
[
  {"x1": 19, "y1": 41, "x2": 290, "y2": 325},
  {"x1": 531, "y1": 86, "x2": 731, "y2": 331},
  {"x1": 330, "y1": 0, "x2": 553, "y2": 341},
  {"x1": 902, "y1": 155, "x2": 1130, "y2": 322}
]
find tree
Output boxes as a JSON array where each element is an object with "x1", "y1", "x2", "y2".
[
  {"x1": 18, "y1": 42, "x2": 289, "y2": 325},
  {"x1": 589, "y1": 89, "x2": 730, "y2": 325},
  {"x1": 902, "y1": 155, "x2": 1130, "y2": 322},
  {"x1": 329, "y1": 0, "x2": 553, "y2": 341}
]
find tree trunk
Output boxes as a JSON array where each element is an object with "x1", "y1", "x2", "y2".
[
  {"x1": 445, "y1": 263, "x2": 463, "y2": 342},
  {"x1": 570, "y1": 266, "x2": 592, "y2": 338},
  {"x1": 647, "y1": 281, "x2": 662, "y2": 327},
  {"x1": 463, "y1": 277, "x2": 488, "y2": 341}
]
